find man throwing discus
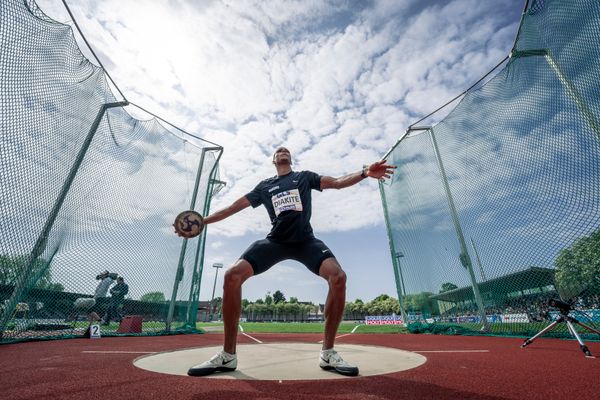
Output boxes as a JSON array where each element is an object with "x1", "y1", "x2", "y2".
[{"x1": 177, "y1": 146, "x2": 395, "y2": 377}]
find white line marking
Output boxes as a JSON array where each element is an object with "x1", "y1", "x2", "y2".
[
  {"x1": 82, "y1": 351, "x2": 157, "y2": 354},
  {"x1": 239, "y1": 325, "x2": 244, "y2": 332},
  {"x1": 242, "y1": 332, "x2": 263, "y2": 343},
  {"x1": 415, "y1": 350, "x2": 489, "y2": 353},
  {"x1": 317, "y1": 326, "x2": 360, "y2": 343},
  {"x1": 333, "y1": 333, "x2": 352, "y2": 339}
]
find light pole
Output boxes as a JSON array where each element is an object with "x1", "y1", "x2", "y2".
[
  {"x1": 209, "y1": 263, "x2": 223, "y2": 321},
  {"x1": 395, "y1": 252, "x2": 409, "y2": 324}
]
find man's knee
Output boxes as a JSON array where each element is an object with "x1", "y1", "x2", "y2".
[
  {"x1": 330, "y1": 269, "x2": 346, "y2": 289},
  {"x1": 223, "y1": 260, "x2": 253, "y2": 289},
  {"x1": 320, "y1": 259, "x2": 346, "y2": 289}
]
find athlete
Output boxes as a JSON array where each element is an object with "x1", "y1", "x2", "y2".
[{"x1": 182, "y1": 146, "x2": 395, "y2": 377}]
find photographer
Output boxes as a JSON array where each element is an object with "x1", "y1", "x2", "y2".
[
  {"x1": 88, "y1": 270, "x2": 117, "y2": 321},
  {"x1": 102, "y1": 277, "x2": 129, "y2": 325}
]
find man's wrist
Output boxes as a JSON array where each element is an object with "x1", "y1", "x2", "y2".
[{"x1": 360, "y1": 165, "x2": 368, "y2": 178}]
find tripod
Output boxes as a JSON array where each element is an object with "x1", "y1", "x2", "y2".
[{"x1": 521, "y1": 300, "x2": 600, "y2": 358}]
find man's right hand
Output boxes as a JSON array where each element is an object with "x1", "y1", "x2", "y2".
[{"x1": 365, "y1": 160, "x2": 396, "y2": 181}]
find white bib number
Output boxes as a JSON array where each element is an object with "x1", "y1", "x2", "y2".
[{"x1": 271, "y1": 189, "x2": 303, "y2": 216}]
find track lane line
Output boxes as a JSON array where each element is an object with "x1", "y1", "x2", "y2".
[
  {"x1": 415, "y1": 350, "x2": 489, "y2": 353},
  {"x1": 82, "y1": 351, "x2": 157, "y2": 354}
]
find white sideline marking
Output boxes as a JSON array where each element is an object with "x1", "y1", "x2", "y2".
[
  {"x1": 333, "y1": 333, "x2": 352, "y2": 340},
  {"x1": 415, "y1": 350, "x2": 489, "y2": 353},
  {"x1": 317, "y1": 325, "x2": 361, "y2": 343},
  {"x1": 243, "y1": 332, "x2": 263, "y2": 343},
  {"x1": 82, "y1": 351, "x2": 157, "y2": 354},
  {"x1": 239, "y1": 324, "x2": 263, "y2": 343}
]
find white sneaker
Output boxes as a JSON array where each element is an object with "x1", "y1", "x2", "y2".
[
  {"x1": 187, "y1": 351, "x2": 237, "y2": 376},
  {"x1": 319, "y1": 349, "x2": 359, "y2": 376}
]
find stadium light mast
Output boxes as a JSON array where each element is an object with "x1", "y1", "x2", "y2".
[{"x1": 209, "y1": 263, "x2": 224, "y2": 321}]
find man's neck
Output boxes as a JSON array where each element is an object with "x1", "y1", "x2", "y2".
[{"x1": 276, "y1": 164, "x2": 293, "y2": 176}]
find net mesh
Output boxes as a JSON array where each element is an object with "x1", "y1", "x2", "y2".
[
  {"x1": 381, "y1": 0, "x2": 600, "y2": 338},
  {"x1": 0, "y1": 0, "x2": 222, "y2": 343}
]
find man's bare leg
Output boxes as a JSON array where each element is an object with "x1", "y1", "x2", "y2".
[
  {"x1": 187, "y1": 259, "x2": 253, "y2": 377},
  {"x1": 319, "y1": 257, "x2": 346, "y2": 350},
  {"x1": 318, "y1": 257, "x2": 358, "y2": 376},
  {"x1": 222, "y1": 259, "x2": 254, "y2": 354}
]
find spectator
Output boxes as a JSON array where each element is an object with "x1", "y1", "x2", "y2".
[{"x1": 102, "y1": 277, "x2": 129, "y2": 325}]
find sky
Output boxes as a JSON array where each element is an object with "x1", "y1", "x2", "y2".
[{"x1": 34, "y1": 0, "x2": 526, "y2": 304}]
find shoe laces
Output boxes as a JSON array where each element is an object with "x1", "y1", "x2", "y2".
[
  {"x1": 210, "y1": 351, "x2": 234, "y2": 364},
  {"x1": 322, "y1": 349, "x2": 343, "y2": 364}
]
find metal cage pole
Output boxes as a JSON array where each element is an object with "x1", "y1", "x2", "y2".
[
  {"x1": 429, "y1": 127, "x2": 490, "y2": 331},
  {"x1": 510, "y1": 49, "x2": 600, "y2": 139},
  {"x1": 166, "y1": 147, "x2": 210, "y2": 330},
  {"x1": 185, "y1": 148, "x2": 224, "y2": 326},
  {"x1": 0, "y1": 101, "x2": 128, "y2": 338},
  {"x1": 378, "y1": 180, "x2": 408, "y2": 325}
]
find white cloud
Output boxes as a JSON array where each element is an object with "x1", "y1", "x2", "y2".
[{"x1": 29, "y1": 0, "x2": 525, "y2": 302}]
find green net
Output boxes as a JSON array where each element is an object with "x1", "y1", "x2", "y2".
[
  {"x1": 381, "y1": 0, "x2": 600, "y2": 338},
  {"x1": 0, "y1": 0, "x2": 223, "y2": 343}
]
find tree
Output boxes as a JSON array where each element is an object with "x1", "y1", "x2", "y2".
[
  {"x1": 242, "y1": 298, "x2": 250, "y2": 308},
  {"x1": 439, "y1": 282, "x2": 458, "y2": 293},
  {"x1": 287, "y1": 302, "x2": 300, "y2": 321},
  {"x1": 403, "y1": 292, "x2": 439, "y2": 315},
  {"x1": 289, "y1": 296, "x2": 298, "y2": 303},
  {"x1": 555, "y1": 229, "x2": 600, "y2": 298},
  {"x1": 373, "y1": 294, "x2": 390, "y2": 302},
  {"x1": 0, "y1": 255, "x2": 64, "y2": 291},
  {"x1": 140, "y1": 292, "x2": 166, "y2": 303},
  {"x1": 273, "y1": 290, "x2": 286, "y2": 304},
  {"x1": 210, "y1": 296, "x2": 223, "y2": 317},
  {"x1": 265, "y1": 294, "x2": 273, "y2": 305}
]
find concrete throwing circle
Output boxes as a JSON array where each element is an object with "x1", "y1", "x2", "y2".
[{"x1": 134, "y1": 343, "x2": 426, "y2": 380}]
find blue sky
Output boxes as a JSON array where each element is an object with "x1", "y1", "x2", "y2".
[{"x1": 36, "y1": 0, "x2": 526, "y2": 304}]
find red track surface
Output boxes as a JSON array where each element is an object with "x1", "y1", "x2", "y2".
[{"x1": 1, "y1": 333, "x2": 598, "y2": 400}]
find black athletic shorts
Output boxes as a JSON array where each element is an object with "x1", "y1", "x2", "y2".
[{"x1": 240, "y1": 238, "x2": 335, "y2": 276}]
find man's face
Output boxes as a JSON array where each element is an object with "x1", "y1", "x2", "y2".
[{"x1": 273, "y1": 147, "x2": 291, "y2": 165}]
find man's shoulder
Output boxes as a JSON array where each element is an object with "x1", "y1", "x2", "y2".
[
  {"x1": 258, "y1": 175, "x2": 279, "y2": 185},
  {"x1": 297, "y1": 170, "x2": 320, "y2": 179}
]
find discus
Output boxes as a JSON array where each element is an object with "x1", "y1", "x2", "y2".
[{"x1": 173, "y1": 210, "x2": 205, "y2": 238}]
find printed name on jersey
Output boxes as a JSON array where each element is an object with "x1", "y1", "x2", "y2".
[
  {"x1": 271, "y1": 189, "x2": 303, "y2": 216},
  {"x1": 268, "y1": 185, "x2": 280, "y2": 193}
]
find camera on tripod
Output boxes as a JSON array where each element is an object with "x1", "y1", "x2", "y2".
[
  {"x1": 521, "y1": 297, "x2": 599, "y2": 358},
  {"x1": 548, "y1": 298, "x2": 573, "y2": 313}
]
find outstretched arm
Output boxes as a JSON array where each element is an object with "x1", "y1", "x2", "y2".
[
  {"x1": 203, "y1": 196, "x2": 252, "y2": 225},
  {"x1": 320, "y1": 160, "x2": 396, "y2": 190}
]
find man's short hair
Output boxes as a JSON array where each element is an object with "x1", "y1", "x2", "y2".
[{"x1": 272, "y1": 146, "x2": 291, "y2": 162}]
